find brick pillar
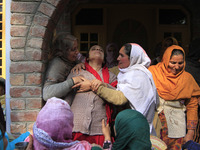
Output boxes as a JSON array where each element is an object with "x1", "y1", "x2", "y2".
[{"x1": 9, "y1": 0, "x2": 68, "y2": 135}]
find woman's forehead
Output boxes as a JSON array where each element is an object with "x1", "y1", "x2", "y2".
[
  {"x1": 91, "y1": 45, "x2": 102, "y2": 49},
  {"x1": 119, "y1": 46, "x2": 126, "y2": 53}
]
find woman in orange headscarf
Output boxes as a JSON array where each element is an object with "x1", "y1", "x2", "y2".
[{"x1": 149, "y1": 45, "x2": 200, "y2": 150}]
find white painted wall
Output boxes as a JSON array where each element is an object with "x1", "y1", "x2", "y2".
[{"x1": 5, "y1": 0, "x2": 11, "y2": 133}]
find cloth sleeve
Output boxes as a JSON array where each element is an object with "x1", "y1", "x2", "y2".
[
  {"x1": 186, "y1": 96, "x2": 198, "y2": 129},
  {"x1": 108, "y1": 66, "x2": 119, "y2": 76},
  {"x1": 42, "y1": 58, "x2": 75, "y2": 101},
  {"x1": 43, "y1": 79, "x2": 74, "y2": 101},
  {"x1": 97, "y1": 85, "x2": 128, "y2": 105}
]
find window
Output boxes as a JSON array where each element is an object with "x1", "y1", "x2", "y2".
[
  {"x1": 76, "y1": 8, "x2": 103, "y2": 25},
  {"x1": 159, "y1": 9, "x2": 187, "y2": 25},
  {"x1": 80, "y1": 33, "x2": 98, "y2": 55},
  {"x1": 0, "y1": 0, "x2": 5, "y2": 78},
  {"x1": 164, "y1": 32, "x2": 182, "y2": 46},
  {"x1": 72, "y1": 6, "x2": 106, "y2": 55}
]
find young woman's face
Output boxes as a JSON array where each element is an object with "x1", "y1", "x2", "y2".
[
  {"x1": 117, "y1": 46, "x2": 130, "y2": 69},
  {"x1": 66, "y1": 40, "x2": 79, "y2": 62},
  {"x1": 89, "y1": 45, "x2": 104, "y2": 61},
  {"x1": 167, "y1": 54, "x2": 184, "y2": 75}
]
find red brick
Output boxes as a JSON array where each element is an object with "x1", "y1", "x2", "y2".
[
  {"x1": 10, "y1": 86, "x2": 42, "y2": 98},
  {"x1": 11, "y1": 2, "x2": 38, "y2": 13},
  {"x1": 26, "y1": 98, "x2": 42, "y2": 109},
  {"x1": 33, "y1": 15, "x2": 49, "y2": 27},
  {"x1": 10, "y1": 99, "x2": 25, "y2": 110},
  {"x1": 11, "y1": 26, "x2": 28, "y2": 37},
  {"x1": 38, "y1": 3, "x2": 55, "y2": 17},
  {"x1": 10, "y1": 61, "x2": 43, "y2": 73},
  {"x1": 30, "y1": 26, "x2": 46, "y2": 37},
  {"x1": 11, "y1": 123, "x2": 26, "y2": 134},
  {"x1": 25, "y1": 14, "x2": 34, "y2": 26},
  {"x1": 11, "y1": 110, "x2": 39, "y2": 122},
  {"x1": 10, "y1": 87, "x2": 26, "y2": 98},
  {"x1": 10, "y1": 50, "x2": 25, "y2": 61},
  {"x1": 25, "y1": 73, "x2": 42, "y2": 85},
  {"x1": 10, "y1": 38, "x2": 26, "y2": 48},
  {"x1": 26, "y1": 49, "x2": 42, "y2": 61},
  {"x1": 27, "y1": 38, "x2": 43, "y2": 49},
  {"x1": 11, "y1": 14, "x2": 26, "y2": 25},
  {"x1": 10, "y1": 74, "x2": 24, "y2": 86}
]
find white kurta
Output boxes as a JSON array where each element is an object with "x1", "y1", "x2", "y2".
[{"x1": 117, "y1": 43, "x2": 159, "y2": 134}]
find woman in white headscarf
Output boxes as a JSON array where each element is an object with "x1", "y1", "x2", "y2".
[{"x1": 88, "y1": 43, "x2": 159, "y2": 135}]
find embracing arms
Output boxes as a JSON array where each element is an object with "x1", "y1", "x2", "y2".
[{"x1": 73, "y1": 79, "x2": 128, "y2": 105}]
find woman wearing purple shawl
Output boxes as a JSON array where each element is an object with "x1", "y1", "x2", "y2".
[{"x1": 33, "y1": 97, "x2": 92, "y2": 150}]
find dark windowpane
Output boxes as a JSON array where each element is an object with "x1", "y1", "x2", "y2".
[
  {"x1": 174, "y1": 32, "x2": 182, "y2": 45},
  {"x1": 174, "y1": 32, "x2": 182, "y2": 41},
  {"x1": 0, "y1": 59, "x2": 2, "y2": 66},
  {"x1": 0, "y1": 68, "x2": 2, "y2": 75},
  {"x1": 76, "y1": 8, "x2": 103, "y2": 25},
  {"x1": 81, "y1": 33, "x2": 88, "y2": 41},
  {"x1": 0, "y1": 51, "x2": 2, "y2": 57},
  {"x1": 0, "y1": 6, "x2": 2, "y2": 12},
  {"x1": 0, "y1": 41, "x2": 2, "y2": 48},
  {"x1": 0, "y1": 23, "x2": 2, "y2": 30},
  {"x1": 0, "y1": 32, "x2": 2, "y2": 39},
  {"x1": 0, "y1": 14, "x2": 2, "y2": 21},
  {"x1": 164, "y1": 32, "x2": 172, "y2": 38},
  {"x1": 159, "y1": 9, "x2": 186, "y2": 24},
  {"x1": 80, "y1": 43, "x2": 88, "y2": 52},
  {"x1": 0, "y1": 0, "x2": 2, "y2": 3},
  {"x1": 90, "y1": 33, "x2": 98, "y2": 41},
  {"x1": 90, "y1": 43, "x2": 98, "y2": 47}
]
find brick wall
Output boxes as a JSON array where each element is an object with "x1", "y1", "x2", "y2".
[{"x1": 10, "y1": 0, "x2": 71, "y2": 135}]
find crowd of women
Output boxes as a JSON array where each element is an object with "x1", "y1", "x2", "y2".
[{"x1": 1, "y1": 33, "x2": 200, "y2": 150}]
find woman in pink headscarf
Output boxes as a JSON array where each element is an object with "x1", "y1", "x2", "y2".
[{"x1": 33, "y1": 97, "x2": 92, "y2": 150}]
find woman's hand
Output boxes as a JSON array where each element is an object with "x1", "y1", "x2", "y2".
[
  {"x1": 72, "y1": 77, "x2": 92, "y2": 92},
  {"x1": 102, "y1": 119, "x2": 111, "y2": 141},
  {"x1": 26, "y1": 134, "x2": 33, "y2": 150},
  {"x1": 71, "y1": 63, "x2": 85, "y2": 74},
  {"x1": 72, "y1": 76, "x2": 85, "y2": 84},
  {"x1": 184, "y1": 129, "x2": 194, "y2": 143},
  {"x1": 91, "y1": 79, "x2": 107, "y2": 92}
]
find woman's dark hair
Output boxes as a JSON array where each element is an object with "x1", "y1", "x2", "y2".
[
  {"x1": 123, "y1": 43, "x2": 132, "y2": 58},
  {"x1": 0, "y1": 122, "x2": 5, "y2": 138},
  {"x1": 49, "y1": 33, "x2": 77, "y2": 59},
  {"x1": 171, "y1": 49, "x2": 184, "y2": 58},
  {"x1": 0, "y1": 103, "x2": 6, "y2": 131}
]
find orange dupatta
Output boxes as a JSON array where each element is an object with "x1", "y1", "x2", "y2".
[{"x1": 149, "y1": 45, "x2": 200, "y2": 101}]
